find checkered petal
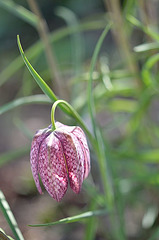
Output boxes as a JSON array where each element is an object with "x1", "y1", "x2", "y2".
[
  {"x1": 38, "y1": 133, "x2": 68, "y2": 201},
  {"x1": 55, "y1": 130, "x2": 85, "y2": 194},
  {"x1": 72, "y1": 127, "x2": 90, "y2": 179},
  {"x1": 30, "y1": 127, "x2": 51, "y2": 194},
  {"x1": 55, "y1": 123, "x2": 90, "y2": 179}
]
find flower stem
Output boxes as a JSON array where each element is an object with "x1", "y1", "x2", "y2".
[{"x1": 51, "y1": 100, "x2": 96, "y2": 148}]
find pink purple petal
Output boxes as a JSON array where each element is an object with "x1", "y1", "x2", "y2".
[
  {"x1": 38, "y1": 133, "x2": 68, "y2": 201},
  {"x1": 72, "y1": 127, "x2": 90, "y2": 179},
  {"x1": 30, "y1": 127, "x2": 51, "y2": 194},
  {"x1": 55, "y1": 130, "x2": 85, "y2": 194},
  {"x1": 55, "y1": 124, "x2": 90, "y2": 179}
]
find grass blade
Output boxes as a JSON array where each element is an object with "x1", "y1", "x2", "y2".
[
  {"x1": 142, "y1": 53, "x2": 159, "y2": 86},
  {"x1": 134, "y1": 42, "x2": 159, "y2": 52},
  {"x1": 144, "y1": 53, "x2": 159, "y2": 69},
  {"x1": 17, "y1": 35, "x2": 58, "y2": 102},
  {"x1": 0, "y1": 95, "x2": 51, "y2": 115},
  {"x1": 29, "y1": 209, "x2": 108, "y2": 227},
  {"x1": 127, "y1": 15, "x2": 159, "y2": 41},
  {"x1": 0, "y1": 229, "x2": 14, "y2": 240},
  {"x1": 0, "y1": 191, "x2": 24, "y2": 240},
  {"x1": 17, "y1": 36, "x2": 73, "y2": 116},
  {"x1": 0, "y1": 0, "x2": 37, "y2": 27}
]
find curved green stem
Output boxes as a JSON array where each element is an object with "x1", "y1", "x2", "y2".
[
  {"x1": 51, "y1": 100, "x2": 96, "y2": 148},
  {"x1": 51, "y1": 101, "x2": 58, "y2": 131}
]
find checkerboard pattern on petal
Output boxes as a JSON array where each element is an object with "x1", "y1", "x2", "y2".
[{"x1": 30, "y1": 122, "x2": 90, "y2": 201}]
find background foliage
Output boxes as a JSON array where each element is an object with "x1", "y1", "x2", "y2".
[{"x1": 1, "y1": 0, "x2": 159, "y2": 239}]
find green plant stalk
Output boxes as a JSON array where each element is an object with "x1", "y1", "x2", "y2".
[
  {"x1": 50, "y1": 99, "x2": 95, "y2": 147},
  {"x1": 88, "y1": 23, "x2": 114, "y2": 209},
  {"x1": 0, "y1": 191, "x2": 24, "y2": 240}
]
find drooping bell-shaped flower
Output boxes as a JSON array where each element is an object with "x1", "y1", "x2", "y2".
[{"x1": 30, "y1": 122, "x2": 90, "y2": 201}]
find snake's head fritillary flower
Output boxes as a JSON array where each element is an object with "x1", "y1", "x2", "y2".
[{"x1": 30, "y1": 122, "x2": 90, "y2": 201}]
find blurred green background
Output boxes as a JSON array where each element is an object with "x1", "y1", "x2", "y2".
[{"x1": 1, "y1": 0, "x2": 159, "y2": 239}]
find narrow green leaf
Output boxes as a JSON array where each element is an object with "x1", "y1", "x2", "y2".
[
  {"x1": 134, "y1": 42, "x2": 159, "y2": 52},
  {"x1": 0, "y1": 0, "x2": 38, "y2": 27},
  {"x1": 127, "y1": 15, "x2": 159, "y2": 41},
  {"x1": 0, "y1": 95, "x2": 51, "y2": 115},
  {"x1": 0, "y1": 229, "x2": 14, "y2": 240},
  {"x1": 29, "y1": 209, "x2": 108, "y2": 227},
  {"x1": 0, "y1": 191, "x2": 24, "y2": 240},
  {"x1": 17, "y1": 36, "x2": 73, "y2": 116},
  {"x1": 17, "y1": 35, "x2": 57, "y2": 102},
  {"x1": 0, "y1": 40, "x2": 41, "y2": 87},
  {"x1": 123, "y1": 0, "x2": 136, "y2": 16},
  {"x1": 142, "y1": 53, "x2": 159, "y2": 86},
  {"x1": 144, "y1": 53, "x2": 159, "y2": 69}
]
